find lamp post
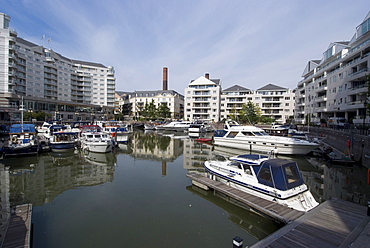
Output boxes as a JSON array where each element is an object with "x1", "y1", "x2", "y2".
[
  {"x1": 28, "y1": 109, "x2": 33, "y2": 122},
  {"x1": 363, "y1": 98, "x2": 368, "y2": 135},
  {"x1": 91, "y1": 112, "x2": 95, "y2": 124},
  {"x1": 54, "y1": 111, "x2": 59, "y2": 121}
]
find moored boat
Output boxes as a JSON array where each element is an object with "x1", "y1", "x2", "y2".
[
  {"x1": 102, "y1": 125, "x2": 131, "y2": 144},
  {"x1": 2, "y1": 124, "x2": 40, "y2": 157},
  {"x1": 156, "y1": 121, "x2": 192, "y2": 132},
  {"x1": 213, "y1": 120, "x2": 319, "y2": 155},
  {"x1": 79, "y1": 125, "x2": 114, "y2": 153},
  {"x1": 49, "y1": 131, "x2": 78, "y2": 152},
  {"x1": 204, "y1": 154, "x2": 319, "y2": 212}
]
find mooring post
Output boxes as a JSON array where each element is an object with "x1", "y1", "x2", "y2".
[{"x1": 233, "y1": 236, "x2": 243, "y2": 248}]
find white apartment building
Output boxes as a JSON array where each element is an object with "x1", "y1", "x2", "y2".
[
  {"x1": 254, "y1": 84, "x2": 295, "y2": 123},
  {"x1": 220, "y1": 85, "x2": 253, "y2": 120},
  {"x1": 184, "y1": 73, "x2": 221, "y2": 122},
  {"x1": 116, "y1": 90, "x2": 184, "y2": 120},
  {"x1": 295, "y1": 11, "x2": 370, "y2": 126},
  {"x1": 0, "y1": 12, "x2": 115, "y2": 122},
  {"x1": 220, "y1": 84, "x2": 295, "y2": 123}
]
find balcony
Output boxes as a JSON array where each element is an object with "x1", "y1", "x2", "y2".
[
  {"x1": 315, "y1": 96, "x2": 327, "y2": 102},
  {"x1": 347, "y1": 67, "x2": 368, "y2": 78},
  {"x1": 315, "y1": 106, "x2": 327, "y2": 112}
]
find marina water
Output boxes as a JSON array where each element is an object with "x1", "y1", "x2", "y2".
[{"x1": 2, "y1": 131, "x2": 370, "y2": 247}]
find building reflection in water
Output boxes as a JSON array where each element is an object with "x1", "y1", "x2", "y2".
[
  {"x1": 1, "y1": 131, "x2": 370, "y2": 244},
  {"x1": 129, "y1": 131, "x2": 183, "y2": 176},
  {"x1": 182, "y1": 137, "x2": 370, "y2": 207},
  {"x1": 0, "y1": 151, "x2": 117, "y2": 207}
]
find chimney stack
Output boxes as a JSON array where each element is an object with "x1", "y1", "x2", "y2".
[
  {"x1": 163, "y1": 67, "x2": 168, "y2": 90},
  {"x1": 205, "y1": 73, "x2": 209, "y2": 79}
]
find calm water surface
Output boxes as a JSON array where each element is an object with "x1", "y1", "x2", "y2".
[{"x1": 2, "y1": 131, "x2": 370, "y2": 247}]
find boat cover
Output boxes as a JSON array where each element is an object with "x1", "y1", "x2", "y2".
[
  {"x1": 9, "y1": 124, "x2": 36, "y2": 133},
  {"x1": 253, "y1": 158, "x2": 305, "y2": 191}
]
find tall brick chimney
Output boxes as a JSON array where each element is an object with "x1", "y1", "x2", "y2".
[
  {"x1": 205, "y1": 73, "x2": 209, "y2": 79},
  {"x1": 163, "y1": 67, "x2": 168, "y2": 90}
]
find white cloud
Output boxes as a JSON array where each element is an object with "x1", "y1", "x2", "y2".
[{"x1": 2, "y1": 0, "x2": 369, "y2": 93}]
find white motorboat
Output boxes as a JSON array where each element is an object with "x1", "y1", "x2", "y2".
[
  {"x1": 79, "y1": 125, "x2": 114, "y2": 153},
  {"x1": 144, "y1": 123, "x2": 157, "y2": 130},
  {"x1": 188, "y1": 123, "x2": 213, "y2": 133},
  {"x1": 204, "y1": 154, "x2": 319, "y2": 212},
  {"x1": 213, "y1": 120, "x2": 319, "y2": 155},
  {"x1": 156, "y1": 121, "x2": 192, "y2": 132},
  {"x1": 102, "y1": 125, "x2": 131, "y2": 144}
]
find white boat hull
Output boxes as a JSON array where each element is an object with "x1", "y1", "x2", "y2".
[
  {"x1": 205, "y1": 165, "x2": 318, "y2": 212},
  {"x1": 81, "y1": 141, "x2": 114, "y2": 153},
  {"x1": 213, "y1": 136, "x2": 318, "y2": 155}
]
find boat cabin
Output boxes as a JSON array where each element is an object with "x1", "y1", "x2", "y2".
[{"x1": 252, "y1": 159, "x2": 305, "y2": 191}]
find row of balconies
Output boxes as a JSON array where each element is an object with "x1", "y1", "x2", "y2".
[
  {"x1": 194, "y1": 110, "x2": 209, "y2": 113},
  {"x1": 44, "y1": 73, "x2": 57, "y2": 80},
  {"x1": 193, "y1": 92, "x2": 210, "y2": 95},
  {"x1": 193, "y1": 104, "x2": 210, "y2": 108},
  {"x1": 298, "y1": 40, "x2": 370, "y2": 87}
]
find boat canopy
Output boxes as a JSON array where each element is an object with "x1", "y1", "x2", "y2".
[
  {"x1": 9, "y1": 124, "x2": 36, "y2": 134},
  {"x1": 253, "y1": 159, "x2": 305, "y2": 191}
]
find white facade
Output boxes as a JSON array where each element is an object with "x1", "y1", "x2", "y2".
[
  {"x1": 125, "y1": 90, "x2": 184, "y2": 119},
  {"x1": 184, "y1": 75, "x2": 221, "y2": 122},
  {"x1": 254, "y1": 84, "x2": 295, "y2": 123},
  {"x1": 220, "y1": 85, "x2": 253, "y2": 120},
  {"x1": 295, "y1": 11, "x2": 370, "y2": 125},
  {"x1": 0, "y1": 12, "x2": 116, "y2": 121},
  {"x1": 219, "y1": 84, "x2": 295, "y2": 123}
]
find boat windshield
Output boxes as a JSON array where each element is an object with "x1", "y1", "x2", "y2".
[
  {"x1": 256, "y1": 159, "x2": 304, "y2": 190},
  {"x1": 252, "y1": 131, "x2": 269, "y2": 136}
]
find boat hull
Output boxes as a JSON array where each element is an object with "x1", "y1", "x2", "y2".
[
  {"x1": 213, "y1": 136, "x2": 318, "y2": 155},
  {"x1": 81, "y1": 141, "x2": 114, "y2": 153},
  {"x1": 50, "y1": 142, "x2": 75, "y2": 152},
  {"x1": 2, "y1": 144, "x2": 40, "y2": 157},
  {"x1": 205, "y1": 165, "x2": 318, "y2": 212}
]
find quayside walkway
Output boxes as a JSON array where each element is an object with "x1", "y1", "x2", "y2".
[
  {"x1": 187, "y1": 172, "x2": 304, "y2": 224},
  {"x1": 187, "y1": 173, "x2": 370, "y2": 248},
  {"x1": 1, "y1": 204, "x2": 32, "y2": 248}
]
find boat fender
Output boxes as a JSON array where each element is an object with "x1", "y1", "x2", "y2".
[{"x1": 11, "y1": 136, "x2": 17, "y2": 143}]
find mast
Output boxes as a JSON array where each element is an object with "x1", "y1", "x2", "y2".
[{"x1": 19, "y1": 96, "x2": 25, "y2": 132}]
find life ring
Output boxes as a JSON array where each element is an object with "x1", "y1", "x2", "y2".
[{"x1": 11, "y1": 136, "x2": 17, "y2": 143}]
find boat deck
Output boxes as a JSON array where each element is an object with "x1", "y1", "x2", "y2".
[
  {"x1": 186, "y1": 172, "x2": 304, "y2": 223},
  {"x1": 251, "y1": 198, "x2": 369, "y2": 247}
]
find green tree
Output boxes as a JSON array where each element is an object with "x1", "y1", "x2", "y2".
[
  {"x1": 141, "y1": 99, "x2": 157, "y2": 120},
  {"x1": 239, "y1": 101, "x2": 261, "y2": 124},
  {"x1": 228, "y1": 106, "x2": 238, "y2": 121},
  {"x1": 157, "y1": 102, "x2": 171, "y2": 119}
]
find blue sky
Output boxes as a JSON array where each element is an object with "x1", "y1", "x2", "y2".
[{"x1": 1, "y1": 0, "x2": 369, "y2": 93}]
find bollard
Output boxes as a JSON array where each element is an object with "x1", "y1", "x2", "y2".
[
  {"x1": 233, "y1": 236, "x2": 243, "y2": 248},
  {"x1": 367, "y1": 201, "x2": 370, "y2": 216}
]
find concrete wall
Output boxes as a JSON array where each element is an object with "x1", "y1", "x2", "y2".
[{"x1": 310, "y1": 127, "x2": 370, "y2": 168}]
